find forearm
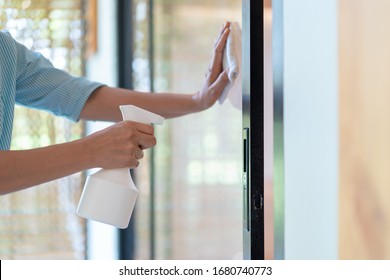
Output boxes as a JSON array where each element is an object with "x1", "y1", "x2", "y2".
[
  {"x1": 0, "y1": 140, "x2": 92, "y2": 194},
  {"x1": 80, "y1": 86, "x2": 202, "y2": 122},
  {"x1": 80, "y1": 22, "x2": 231, "y2": 122}
]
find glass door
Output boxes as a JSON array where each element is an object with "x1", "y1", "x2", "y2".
[{"x1": 132, "y1": 0, "x2": 243, "y2": 260}]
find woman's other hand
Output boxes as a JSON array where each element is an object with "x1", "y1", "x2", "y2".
[{"x1": 83, "y1": 121, "x2": 156, "y2": 169}]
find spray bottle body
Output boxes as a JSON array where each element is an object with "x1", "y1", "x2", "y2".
[{"x1": 76, "y1": 168, "x2": 138, "y2": 229}]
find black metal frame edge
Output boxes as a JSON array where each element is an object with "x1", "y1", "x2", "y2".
[
  {"x1": 250, "y1": 0, "x2": 265, "y2": 260},
  {"x1": 117, "y1": 0, "x2": 136, "y2": 260}
]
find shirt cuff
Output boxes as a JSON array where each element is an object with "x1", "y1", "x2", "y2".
[{"x1": 64, "y1": 78, "x2": 106, "y2": 122}]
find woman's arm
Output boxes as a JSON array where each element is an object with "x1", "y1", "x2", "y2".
[
  {"x1": 0, "y1": 140, "x2": 90, "y2": 194},
  {"x1": 80, "y1": 22, "x2": 231, "y2": 122},
  {"x1": 0, "y1": 121, "x2": 156, "y2": 194},
  {"x1": 0, "y1": 22, "x2": 230, "y2": 194},
  {"x1": 79, "y1": 87, "x2": 224, "y2": 122}
]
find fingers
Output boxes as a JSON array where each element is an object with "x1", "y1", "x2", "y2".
[
  {"x1": 130, "y1": 148, "x2": 144, "y2": 168},
  {"x1": 123, "y1": 122, "x2": 155, "y2": 168},
  {"x1": 136, "y1": 131, "x2": 157, "y2": 150},
  {"x1": 134, "y1": 149, "x2": 144, "y2": 160},
  {"x1": 214, "y1": 21, "x2": 231, "y2": 52},
  {"x1": 214, "y1": 21, "x2": 231, "y2": 49},
  {"x1": 132, "y1": 122, "x2": 154, "y2": 135},
  {"x1": 86, "y1": 120, "x2": 157, "y2": 169},
  {"x1": 207, "y1": 22, "x2": 231, "y2": 83},
  {"x1": 124, "y1": 144, "x2": 145, "y2": 169},
  {"x1": 128, "y1": 157, "x2": 140, "y2": 168},
  {"x1": 120, "y1": 121, "x2": 156, "y2": 150}
]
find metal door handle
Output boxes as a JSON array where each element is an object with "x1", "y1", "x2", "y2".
[{"x1": 243, "y1": 127, "x2": 250, "y2": 231}]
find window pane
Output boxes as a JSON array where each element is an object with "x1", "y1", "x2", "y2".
[{"x1": 133, "y1": 0, "x2": 242, "y2": 259}]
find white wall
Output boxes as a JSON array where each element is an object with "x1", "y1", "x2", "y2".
[
  {"x1": 283, "y1": 0, "x2": 338, "y2": 259},
  {"x1": 85, "y1": 0, "x2": 118, "y2": 260}
]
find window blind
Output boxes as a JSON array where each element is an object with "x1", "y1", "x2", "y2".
[{"x1": 0, "y1": 0, "x2": 88, "y2": 259}]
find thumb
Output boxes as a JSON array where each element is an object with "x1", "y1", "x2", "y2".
[{"x1": 210, "y1": 68, "x2": 230, "y2": 98}]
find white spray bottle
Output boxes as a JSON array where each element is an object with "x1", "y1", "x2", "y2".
[{"x1": 76, "y1": 105, "x2": 164, "y2": 229}]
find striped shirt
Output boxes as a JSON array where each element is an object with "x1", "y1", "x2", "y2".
[{"x1": 0, "y1": 30, "x2": 104, "y2": 150}]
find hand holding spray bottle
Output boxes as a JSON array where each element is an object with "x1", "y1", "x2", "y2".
[{"x1": 76, "y1": 105, "x2": 164, "y2": 229}]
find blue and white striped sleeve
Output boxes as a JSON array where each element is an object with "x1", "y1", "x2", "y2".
[{"x1": 13, "y1": 35, "x2": 105, "y2": 122}]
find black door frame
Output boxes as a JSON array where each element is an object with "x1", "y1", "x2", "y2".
[
  {"x1": 242, "y1": 0, "x2": 265, "y2": 260},
  {"x1": 117, "y1": 0, "x2": 156, "y2": 260},
  {"x1": 117, "y1": 0, "x2": 136, "y2": 260}
]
